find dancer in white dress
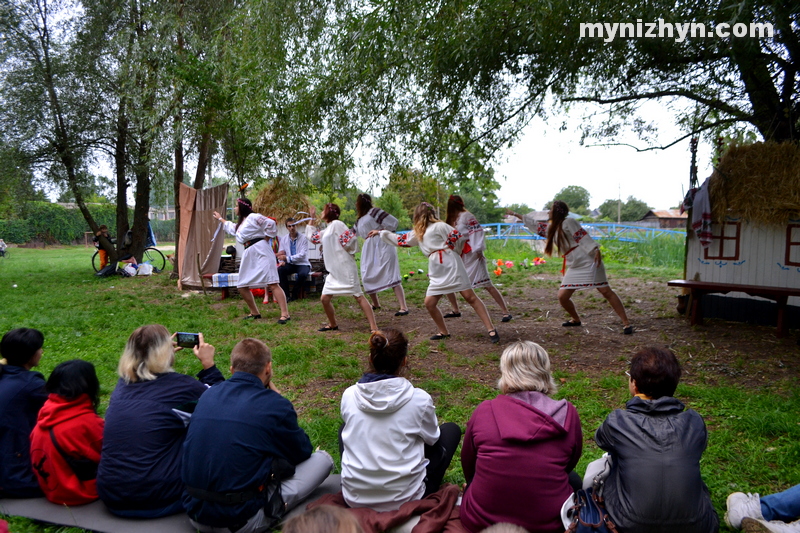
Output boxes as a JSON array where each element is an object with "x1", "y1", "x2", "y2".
[
  {"x1": 370, "y1": 202, "x2": 499, "y2": 343},
  {"x1": 443, "y1": 195, "x2": 512, "y2": 323},
  {"x1": 212, "y1": 198, "x2": 290, "y2": 323},
  {"x1": 309, "y1": 203, "x2": 378, "y2": 333},
  {"x1": 354, "y1": 194, "x2": 408, "y2": 316},
  {"x1": 510, "y1": 201, "x2": 631, "y2": 334}
]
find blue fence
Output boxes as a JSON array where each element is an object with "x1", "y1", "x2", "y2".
[{"x1": 482, "y1": 223, "x2": 685, "y2": 243}]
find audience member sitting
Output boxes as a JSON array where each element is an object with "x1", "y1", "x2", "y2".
[
  {"x1": 282, "y1": 505, "x2": 364, "y2": 533},
  {"x1": 182, "y1": 338, "x2": 334, "y2": 532},
  {"x1": 29, "y1": 360, "x2": 104, "y2": 505},
  {"x1": 592, "y1": 346, "x2": 718, "y2": 533},
  {"x1": 0, "y1": 328, "x2": 47, "y2": 498},
  {"x1": 460, "y1": 341, "x2": 582, "y2": 533},
  {"x1": 340, "y1": 328, "x2": 461, "y2": 511},
  {"x1": 726, "y1": 484, "x2": 800, "y2": 532},
  {"x1": 277, "y1": 217, "x2": 311, "y2": 301},
  {"x1": 96, "y1": 325, "x2": 223, "y2": 517}
]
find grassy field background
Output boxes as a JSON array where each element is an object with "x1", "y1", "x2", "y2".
[{"x1": 1, "y1": 237, "x2": 798, "y2": 532}]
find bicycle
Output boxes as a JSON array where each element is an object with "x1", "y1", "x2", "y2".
[{"x1": 92, "y1": 247, "x2": 166, "y2": 273}]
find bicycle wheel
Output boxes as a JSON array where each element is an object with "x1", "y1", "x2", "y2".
[
  {"x1": 143, "y1": 247, "x2": 166, "y2": 272},
  {"x1": 92, "y1": 251, "x2": 101, "y2": 272}
]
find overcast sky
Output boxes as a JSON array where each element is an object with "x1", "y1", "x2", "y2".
[{"x1": 493, "y1": 105, "x2": 715, "y2": 212}]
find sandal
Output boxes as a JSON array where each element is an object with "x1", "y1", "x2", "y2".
[
  {"x1": 623, "y1": 325, "x2": 634, "y2": 335},
  {"x1": 443, "y1": 312, "x2": 461, "y2": 318},
  {"x1": 501, "y1": 314, "x2": 513, "y2": 323},
  {"x1": 488, "y1": 329, "x2": 500, "y2": 344},
  {"x1": 243, "y1": 314, "x2": 262, "y2": 320},
  {"x1": 562, "y1": 320, "x2": 582, "y2": 327},
  {"x1": 318, "y1": 325, "x2": 339, "y2": 332},
  {"x1": 429, "y1": 333, "x2": 451, "y2": 341},
  {"x1": 395, "y1": 309, "x2": 410, "y2": 316},
  {"x1": 372, "y1": 305, "x2": 381, "y2": 311},
  {"x1": 277, "y1": 316, "x2": 291, "y2": 324}
]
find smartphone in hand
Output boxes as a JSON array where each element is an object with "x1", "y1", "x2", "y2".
[{"x1": 176, "y1": 332, "x2": 200, "y2": 348}]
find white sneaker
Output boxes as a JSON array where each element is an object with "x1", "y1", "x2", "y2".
[
  {"x1": 742, "y1": 517, "x2": 800, "y2": 532},
  {"x1": 727, "y1": 492, "x2": 764, "y2": 529}
]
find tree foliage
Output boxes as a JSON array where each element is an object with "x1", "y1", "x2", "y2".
[
  {"x1": 551, "y1": 186, "x2": 591, "y2": 214},
  {"x1": 598, "y1": 196, "x2": 652, "y2": 221}
]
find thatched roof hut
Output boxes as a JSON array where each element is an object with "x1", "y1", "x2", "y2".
[
  {"x1": 252, "y1": 179, "x2": 313, "y2": 223},
  {"x1": 709, "y1": 142, "x2": 800, "y2": 225}
]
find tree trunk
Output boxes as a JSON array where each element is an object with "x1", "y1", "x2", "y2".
[
  {"x1": 173, "y1": 110, "x2": 184, "y2": 276},
  {"x1": 113, "y1": 98, "x2": 129, "y2": 265}
]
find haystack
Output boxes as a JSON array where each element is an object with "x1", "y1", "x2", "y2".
[
  {"x1": 709, "y1": 142, "x2": 800, "y2": 225},
  {"x1": 252, "y1": 179, "x2": 313, "y2": 222}
]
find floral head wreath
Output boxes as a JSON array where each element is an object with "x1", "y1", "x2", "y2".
[
  {"x1": 449, "y1": 195, "x2": 464, "y2": 207},
  {"x1": 237, "y1": 198, "x2": 251, "y2": 210},
  {"x1": 324, "y1": 203, "x2": 341, "y2": 218},
  {"x1": 421, "y1": 202, "x2": 435, "y2": 214},
  {"x1": 552, "y1": 201, "x2": 569, "y2": 218}
]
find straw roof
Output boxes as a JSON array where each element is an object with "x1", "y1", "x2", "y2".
[
  {"x1": 709, "y1": 142, "x2": 800, "y2": 225},
  {"x1": 252, "y1": 179, "x2": 312, "y2": 223}
]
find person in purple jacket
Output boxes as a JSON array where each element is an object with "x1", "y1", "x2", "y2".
[
  {"x1": 460, "y1": 341, "x2": 583, "y2": 533},
  {"x1": 96, "y1": 325, "x2": 224, "y2": 518}
]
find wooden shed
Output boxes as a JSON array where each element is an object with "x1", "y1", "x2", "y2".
[
  {"x1": 639, "y1": 209, "x2": 687, "y2": 229},
  {"x1": 675, "y1": 142, "x2": 800, "y2": 334}
]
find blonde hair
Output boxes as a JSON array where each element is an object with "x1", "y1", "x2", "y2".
[
  {"x1": 118, "y1": 324, "x2": 175, "y2": 384},
  {"x1": 412, "y1": 203, "x2": 440, "y2": 240},
  {"x1": 497, "y1": 341, "x2": 558, "y2": 395},
  {"x1": 282, "y1": 505, "x2": 364, "y2": 533}
]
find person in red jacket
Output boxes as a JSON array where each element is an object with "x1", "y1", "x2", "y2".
[{"x1": 30, "y1": 360, "x2": 104, "y2": 505}]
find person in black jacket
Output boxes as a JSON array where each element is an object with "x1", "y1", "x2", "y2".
[
  {"x1": 593, "y1": 346, "x2": 719, "y2": 533},
  {"x1": 0, "y1": 328, "x2": 47, "y2": 498},
  {"x1": 182, "y1": 338, "x2": 333, "y2": 532},
  {"x1": 96, "y1": 325, "x2": 224, "y2": 518}
]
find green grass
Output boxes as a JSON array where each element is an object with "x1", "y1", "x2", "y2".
[{"x1": 0, "y1": 240, "x2": 796, "y2": 532}]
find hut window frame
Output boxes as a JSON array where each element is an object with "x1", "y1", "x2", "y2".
[
  {"x1": 704, "y1": 221, "x2": 740, "y2": 261},
  {"x1": 787, "y1": 224, "x2": 800, "y2": 267}
]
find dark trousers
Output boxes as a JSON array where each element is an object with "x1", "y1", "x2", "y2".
[
  {"x1": 277, "y1": 263, "x2": 310, "y2": 299},
  {"x1": 338, "y1": 421, "x2": 462, "y2": 498}
]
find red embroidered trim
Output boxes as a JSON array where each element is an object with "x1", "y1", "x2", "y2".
[
  {"x1": 397, "y1": 233, "x2": 410, "y2": 247},
  {"x1": 309, "y1": 232, "x2": 321, "y2": 245},
  {"x1": 536, "y1": 222, "x2": 548, "y2": 238},
  {"x1": 339, "y1": 229, "x2": 355, "y2": 247},
  {"x1": 573, "y1": 228, "x2": 588, "y2": 242},
  {"x1": 445, "y1": 230, "x2": 461, "y2": 250}
]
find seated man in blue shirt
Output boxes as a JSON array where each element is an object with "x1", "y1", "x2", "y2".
[
  {"x1": 182, "y1": 338, "x2": 333, "y2": 533},
  {"x1": 277, "y1": 218, "x2": 312, "y2": 301}
]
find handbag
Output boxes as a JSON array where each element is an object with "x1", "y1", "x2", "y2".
[
  {"x1": 565, "y1": 487, "x2": 618, "y2": 533},
  {"x1": 48, "y1": 429, "x2": 98, "y2": 481}
]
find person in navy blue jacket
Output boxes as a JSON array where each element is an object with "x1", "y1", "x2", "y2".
[
  {"x1": 96, "y1": 325, "x2": 224, "y2": 518},
  {"x1": 182, "y1": 338, "x2": 333, "y2": 533},
  {"x1": 0, "y1": 328, "x2": 47, "y2": 498}
]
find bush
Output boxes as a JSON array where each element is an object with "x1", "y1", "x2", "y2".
[{"x1": 0, "y1": 202, "x2": 117, "y2": 244}]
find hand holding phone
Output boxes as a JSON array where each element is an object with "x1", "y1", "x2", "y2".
[{"x1": 176, "y1": 332, "x2": 200, "y2": 348}]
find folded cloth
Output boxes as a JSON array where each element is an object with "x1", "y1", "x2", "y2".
[
  {"x1": 307, "y1": 484, "x2": 464, "y2": 533},
  {"x1": 211, "y1": 273, "x2": 239, "y2": 288}
]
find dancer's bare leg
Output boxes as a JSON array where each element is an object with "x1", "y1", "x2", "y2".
[
  {"x1": 393, "y1": 285, "x2": 408, "y2": 312},
  {"x1": 355, "y1": 295, "x2": 379, "y2": 331},
  {"x1": 320, "y1": 294, "x2": 337, "y2": 328},
  {"x1": 269, "y1": 283, "x2": 289, "y2": 318},
  {"x1": 484, "y1": 284, "x2": 509, "y2": 315},
  {"x1": 597, "y1": 286, "x2": 630, "y2": 326},
  {"x1": 425, "y1": 295, "x2": 448, "y2": 335},
  {"x1": 368, "y1": 293, "x2": 381, "y2": 309},
  {"x1": 460, "y1": 289, "x2": 495, "y2": 332},
  {"x1": 241, "y1": 288, "x2": 260, "y2": 316},
  {"x1": 445, "y1": 293, "x2": 461, "y2": 314},
  {"x1": 558, "y1": 288, "x2": 580, "y2": 322}
]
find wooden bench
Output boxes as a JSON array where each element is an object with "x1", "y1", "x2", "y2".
[
  {"x1": 667, "y1": 280, "x2": 800, "y2": 337},
  {"x1": 201, "y1": 271, "x2": 326, "y2": 301}
]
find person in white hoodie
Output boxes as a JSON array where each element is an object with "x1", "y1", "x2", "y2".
[{"x1": 339, "y1": 328, "x2": 461, "y2": 511}]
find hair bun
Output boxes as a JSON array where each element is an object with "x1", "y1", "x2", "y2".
[{"x1": 370, "y1": 331, "x2": 387, "y2": 350}]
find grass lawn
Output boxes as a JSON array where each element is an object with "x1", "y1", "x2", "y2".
[{"x1": 1, "y1": 240, "x2": 798, "y2": 532}]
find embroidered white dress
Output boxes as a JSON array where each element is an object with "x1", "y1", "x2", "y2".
[
  {"x1": 355, "y1": 208, "x2": 403, "y2": 294},
  {"x1": 453, "y1": 210, "x2": 492, "y2": 288},
  {"x1": 525, "y1": 216, "x2": 608, "y2": 290},
  {"x1": 221, "y1": 214, "x2": 279, "y2": 288},
  {"x1": 380, "y1": 221, "x2": 471, "y2": 296},
  {"x1": 310, "y1": 220, "x2": 362, "y2": 296}
]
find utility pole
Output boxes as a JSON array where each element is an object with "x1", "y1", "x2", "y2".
[{"x1": 617, "y1": 184, "x2": 621, "y2": 224}]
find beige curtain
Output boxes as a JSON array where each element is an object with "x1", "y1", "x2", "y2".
[{"x1": 178, "y1": 183, "x2": 228, "y2": 289}]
